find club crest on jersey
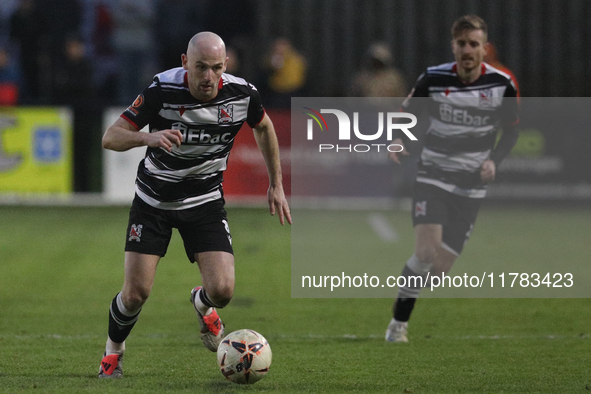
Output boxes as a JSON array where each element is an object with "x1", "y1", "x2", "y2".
[
  {"x1": 415, "y1": 201, "x2": 427, "y2": 217},
  {"x1": 218, "y1": 104, "x2": 233, "y2": 124},
  {"x1": 129, "y1": 224, "x2": 143, "y2": 242},
  {"x1": 479, "y1": 89, "x2": 493, "y2": 107}
]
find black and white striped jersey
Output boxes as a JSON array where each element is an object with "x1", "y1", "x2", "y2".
[
  {"x1": 402, "y1": 62, "x2": 519, "y2": 198},
  {"x1": 121, "y1": 68, "x2": 265, "y2": 210}
]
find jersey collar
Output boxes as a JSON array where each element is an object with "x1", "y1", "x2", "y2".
[{"x1": 451, "y1": 62, "x2": 486, "y2": 84}]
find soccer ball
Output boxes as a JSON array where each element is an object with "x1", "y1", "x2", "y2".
[{"x1": 216, "y1": 329, "x2": 272, "y2": 384}]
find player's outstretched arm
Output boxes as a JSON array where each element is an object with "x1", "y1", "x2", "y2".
[
  {"x1": 253, "y1": 113, "x2": 292, "y2": 225},
  {"x1": 102, "y1": 117, "x2": 182, "y2": 152}
]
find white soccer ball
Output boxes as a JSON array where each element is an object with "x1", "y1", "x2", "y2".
[{"x1": 216, "y1": 329, "x2": 272, "y2": 384}]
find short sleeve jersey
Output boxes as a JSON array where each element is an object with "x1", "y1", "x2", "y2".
[
  {"x1": 402, "y1": 62, "x2": 519, "y2": 198},
  {"x1": 121, "y1": 68, "x2": 265, "y2": 210}
]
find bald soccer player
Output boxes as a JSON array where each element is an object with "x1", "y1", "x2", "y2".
[{"x1": 98, "y1": 32, "x2": 291, "y2": 378}]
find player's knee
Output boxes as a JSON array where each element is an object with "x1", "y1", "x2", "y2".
[
  {"x1": 209, "y1": 284, "x2": 234, "y2": 308},
  {"x1": 406, "y1": 254, "x2": 432, "y2": 276},
  {"x1": 415, "y1": 245, "x2": 438, "y2": 265},
  {"x1": 122, "y1": 287, "x2": 150, "y2": 310}
]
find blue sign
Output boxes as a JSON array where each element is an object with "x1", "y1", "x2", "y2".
[{"x1": 34, "y1": 128, "x2": 62, "y2": 162}]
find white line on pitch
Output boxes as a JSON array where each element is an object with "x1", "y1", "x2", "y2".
[{"x1": 367, "y1": 213, "x2": 399, "y2": 242}]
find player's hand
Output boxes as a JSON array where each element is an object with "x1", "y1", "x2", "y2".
[
  {"x1": 388, "y1": 138, "x2": 409, "y2": 164},
  {"x1": 480, "y1": 160, "x2": 496, "y2": 183},
  {"x1": 145, "y1": 129, "x2": 183, "y2": 152},
  {"x1": 268, "y1": 185, "x2": 292, "y2": 226}
]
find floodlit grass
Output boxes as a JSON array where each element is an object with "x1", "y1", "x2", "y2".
[{"x1": 0, "y1": 205, "x2": 590, "y2": 393}]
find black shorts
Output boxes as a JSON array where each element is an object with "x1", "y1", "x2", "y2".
[
  {"x1": 124, "y1": 196, "x2": 233, "y2": 262},
  {"x1": 412, "y1": 182, "x2": 482, "y2": 256}
]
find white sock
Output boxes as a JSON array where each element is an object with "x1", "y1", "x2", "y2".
[
  {"x1": 393, "y1": 319, "x2": 408, "y2": 328},
  {"x1": 193, "y1": 288, "x2": 213, "y2": 316},
  {"x1": 106, "y1": 338, "x2": 125, "y2": 355}
]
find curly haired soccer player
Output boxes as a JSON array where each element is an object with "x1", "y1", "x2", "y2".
[
  {"x1": 385, "y1": 15, "x2": 519, "y2": 342},
  {"x1": 98, "y1": 32, "x2": 291, "y2": 377}
]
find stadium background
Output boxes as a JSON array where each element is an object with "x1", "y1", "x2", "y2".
[{"x1": 0, "y1": 0, "x2": 590, "y2": 199}]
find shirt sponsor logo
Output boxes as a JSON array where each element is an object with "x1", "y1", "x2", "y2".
[
  {"x1": 128, "y1": 94, "x2": 144, "y2": 115},
  {"x1": 171, "y1": 122, "x2": 232, "y2": 145},
  {"x1": 439, "y1": 104, "x2": 490, "y2": 126}
]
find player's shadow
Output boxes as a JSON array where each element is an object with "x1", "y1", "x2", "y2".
[{"x1": 204, "y1": 379, "x2": 261, "y2": 392}]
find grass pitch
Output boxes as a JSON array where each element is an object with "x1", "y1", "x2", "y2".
[{"x1": 0, "y1": 205, "x2": 590, "y2": 393}]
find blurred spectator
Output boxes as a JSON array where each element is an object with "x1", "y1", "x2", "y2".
[
  {"x1": 112, "y1": 0, "x2": 155, "y2": 105},
  {"x1": 91, "y1": 2, "x2": 114, "y2": 60},
  {"x1": 37, "y1": 0, "x2": 81, "y2": 49},
  {"x1": 0, "y1": 1, "x2": 19, "y2": 42},
  {"x1": 39, "y1": 0, "x2": 82, "y2": 100},
  {"x1": 9, "y1": 0, "x2": 44, "y2": 102},
  {"x1": 10, "y1": 0, "x2": 81, "y2": 103},
  {"x1": 349, "y1": 42, "x2": 406, "y2": 97},
  {"x1": 261, "y1": 38, "x2": 306, "y2": 108},
  {"x1": 0, "y1": 44, "x2": 20, "y2": 105},
  {"x1": 484, "y1": 42, "x2": 520, "y2": 96},
  {"x1": 154, "y1": 0, "x2": 207, "y2": 71},
  {"x1": 52, "y1": 35, "x2": 98, "y2": 192},
  {"x1": 91, "y1": 1, "x2": 118, "y2": 103},
  {"x1": 52, "y1": 36, "x2": 94, "y2": 105}
]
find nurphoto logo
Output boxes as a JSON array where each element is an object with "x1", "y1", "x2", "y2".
[{"x1": 303, "y1": 107, "x2": 418, "y2": 153}]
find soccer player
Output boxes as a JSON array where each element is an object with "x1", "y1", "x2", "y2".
[
  {"x1": 385, "y1": 16, "x2": 519, "y2": 342},
  {"x1": 98, "y1": 32, "x2": 291, "y2": 378}
]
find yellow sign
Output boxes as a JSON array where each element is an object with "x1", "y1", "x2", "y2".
[{"x1": 0, "y1": 107, "x2": 72, "y2": 193}]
